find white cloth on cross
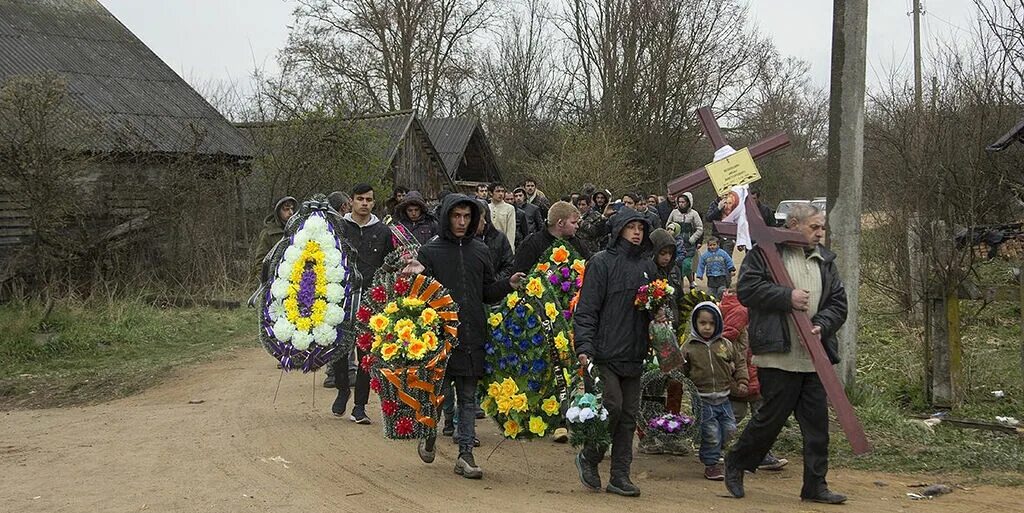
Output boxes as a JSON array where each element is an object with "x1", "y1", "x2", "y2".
[{"x1": 712, "y1": 145, "x2": 752, "y2": 250}]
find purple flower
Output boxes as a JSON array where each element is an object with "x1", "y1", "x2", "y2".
[
  {"x1": 561, "y1": 267, "x2": 571, "y2": 278},
  {"x1": 563, "y1": 310, "x2": 571, "y2": 319},
  {"x1": 561, "y1": 282, "x2": 571, "y2": 292},
  {"x1": 297, "y1": 267, "x2": 318, "y2": 315},
  {"x1": 548, "y1": 274, "x2": 560, "y2": 285}
]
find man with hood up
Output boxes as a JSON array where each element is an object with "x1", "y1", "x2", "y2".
[
  {"x1": 667, "y1": 192, "x2": 703, "y2": 283},
  {"x1": 403, "y1": 194, "x2": 525, "y2": 479},
  {"x1": 394, "y1": 190, "x2": 438, "y2": 245},
  {"x1": 334, "y1": 183, "x2": 396, "y2": 424},
  {"x1": 573, "y1": 207, "x2": 659, "y2": 497},
  {"x1": 251, "y1": 196, "x2": 296, "y2": 279},
  {"x1": 681, "y1": 301, "x2": 749, "y2": 481}
]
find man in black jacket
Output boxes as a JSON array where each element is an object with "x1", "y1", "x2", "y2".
[
  {"x1": 334, "y1": 183, "x2": 396, "y2": 424},
  {"x1": 393, "y1": 190, "x2": 438, "y2": 245},
  {"x1": 477, "y1": 200, "x2": 514, "y2": 282},
  {"x1": 512, "y1": 201, "x2": 592, "y2": 275},
  {"x1": 724, "y1": 203, "x2": 848, "y2": 505},
  {"x1": 573, "y1": 207, "x2": 659, "y2": 497},
  {"x1": 513, "y1": 187, "x2": 545, "y2": 237},
  {"x1": 404, "y1": 194, "x2": 525, "y2": 479}
]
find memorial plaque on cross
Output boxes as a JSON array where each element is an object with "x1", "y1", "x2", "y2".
[{"x1": 671, "y1": 106, "x2": 872, "y2": 455}]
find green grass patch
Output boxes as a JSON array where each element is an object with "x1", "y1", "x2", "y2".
[{"x1": 0, "y1": 299, "x2": 254, "y2": 409}]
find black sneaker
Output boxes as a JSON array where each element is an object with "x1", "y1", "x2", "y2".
[
  {"x1": 331, "y1": 389, "x2": 349, "y2": 417},
  {"x1": 349, "y1": 406, "x2": 371, "y2": 424},
  {"x1": 802, "y1": 489, "x2": 847, "y2": 504},
  {"x1": 442, "y1": 416, "x2": 455, "y2": 437},
  {"x1": 606, "y1": 477, "x2": 641, "y2": 497},
  {"x1": 758, "y1": 452, "x2": 789, "y2": 471},
  {"x1": 417, "y1": 435, "x2": 436, "y2": 464},
  {"x1": 575, "y1": 452, "x2": 602, "y2": 491},
  {"x1": 724, "y1": 457, "x2": 745, "y2": 498},
  {"x1": 454, "y1": 452, "x2": 483, "y2": 479},
  {"x1": 322, "y1": 374, "x2": 335, "y2": 388}
]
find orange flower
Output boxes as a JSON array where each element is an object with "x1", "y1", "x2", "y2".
[
  {"x1": 535, "y1": 262, "x2": 550, "y2": 273},
  {"x1": 421, "y1": 330, "x2": 439, "y2": 350},
  {"x1": 572, "y1": 259, "x2": 586, "y2": 276},
  {"x1": 551, "y1": 246, "x2": 570, "y2": 264},
  {"x1": 369, "y1": 314, "x2": 390, "y2": 333},
  {"x1": 407, "y1": 338, "x2": 428, "y2": 359},
  {"x1": 380, "y1": 343, "x2": 400, "y2": 361},
  {"x1": 420, "y1": 307, "x2": 438, "y2": 326}
]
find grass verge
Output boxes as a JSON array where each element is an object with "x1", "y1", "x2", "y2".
[{"x1": 0, "y1": 299, "x2": 254, "y2": 410}]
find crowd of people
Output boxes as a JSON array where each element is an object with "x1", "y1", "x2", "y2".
[{"x1": 252, "y1": 178, "x2": 848, "y2": 505}]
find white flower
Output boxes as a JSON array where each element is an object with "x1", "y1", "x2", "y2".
[
  {"x1": 316, "y1": 232, "x2": 337, "y2": 251},
  {"x1": 324, "y1": 303, "x2": 345, "y2": 325},
  {"x1": 276, "y1": 261, "x2": 290, "y2": 279},
  {"x1": 283, "y1": 245, "x2": 301, "y2": 264},
  {"x1": 292, "y1": 330, "x2": 314, "y2": 350},
  {"x1": 273, "y1": 317, "x2": 295, "y2": 342},
  {"x1": 268, "y1": 299, "x2": 285, "y2": 321},
  {"x1": 270, "y1": 279, "x2": 290, "y2": 300},
  {"x1": 294, "y1": 230, "x2": 311, "y2": 247},
  {"x1": 326, "y1": 283, "x2": 345, "y2": 304},
  {"x1": 304, "y1": 215, "x2": 327, "y2": 232},
  {"x1": 312, "y1": 323, "x2": 336, "y2": 345},
  {"x1": 566, "y1": 406, "x2": 581, "y2": 423},
  {"x1": 579, "y1": 407, "x2": 596, "y2": 421},
  {"x1": 325, "y1": 266, "x2": 346, "y2": 283},
  {"x1": 599, "y1": 408, "x2": 608, "y2": 421},
  {"x1": 323, "y1": 247, "x2": 343, "y2": 268}
]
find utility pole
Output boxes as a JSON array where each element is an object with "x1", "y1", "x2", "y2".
[
  {"x1": 913, "y1": 0, "x2": 924, "y2": 112},
  {"x1": 827, "y1": 0, "x2": 869, "y2": 387}
]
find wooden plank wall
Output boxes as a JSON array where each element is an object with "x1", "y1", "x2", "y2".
[{"x1": 0, "y1": 188, "x2": 32, "y2": 258}]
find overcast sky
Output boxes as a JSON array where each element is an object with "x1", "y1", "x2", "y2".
[{"x1": 98, "y1": 0, "x2": 978, "y2": 99}]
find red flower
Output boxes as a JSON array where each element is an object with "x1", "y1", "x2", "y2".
[
  {"x1": 371, "y1": 286, "x2": 388, "y2": 303},
  {"x1": 381, "y1": 399, "x2": 399, "y2": 416},
  {"x1": 653, "y1": 289, "x2": 665, "y2": 299},
  {"x1": 395, "y1": 417, "x2": 415, "y2": 436},
  {"x1": 370, "y1": 376, "x2": 382, "y2": 393},
  {"x1": 356, "y1": 306, "x2": 372, "y2": 324},
  {"x1": 356, "y1": 332, "x2": 373, "y2": 352},
  {"x1": 360, "y1": 354, "x2": 376, "y2": 370},
  {"x1": 394, "y1": 278, "x2": 410, "y2": 295}
]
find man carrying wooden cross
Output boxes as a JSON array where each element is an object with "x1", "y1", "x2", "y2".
[{"x1": 724, "y1": 201, "x2": 849, "y2": 505}]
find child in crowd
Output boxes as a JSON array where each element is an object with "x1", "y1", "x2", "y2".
[
  {"x1": 720, "y1": 289, "x2": 788, "y2": 471},
  {"x1": 682, "y1": 301, "x2": 749, "y2": 481},
  {"x1": 695, "y1": 236, "x2": 735, "y2": 299},
  {"x1": 666, "y1": 222, "x2": 694, "y2": 293}
]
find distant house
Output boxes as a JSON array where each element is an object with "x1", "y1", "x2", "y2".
[
  {"x1": 0, "y1": 0, "x2": 253, "y2": 261},
  {"x1": 421, "y1": 117, "x2": 503, "y2": 190}
]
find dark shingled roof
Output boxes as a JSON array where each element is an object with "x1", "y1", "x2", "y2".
[
  {"x1": 421, "y1": 117, "x2": 501, "y2": 183},
  {"x1": 0, "y1": 0, "x2": 253, "y2": 158}
]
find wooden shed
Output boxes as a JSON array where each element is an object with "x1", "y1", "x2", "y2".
[{"x1": 421, "y1": 117, "x2": 502, "y2": 191}]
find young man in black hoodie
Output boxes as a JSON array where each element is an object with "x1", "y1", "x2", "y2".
[
  {"x1": 393, "y1": 190, "x2": 438, "y2": 245},
  {"x1": 333, "y1": 183, "x2": 395, "y2": 424},
  {"x1": 403, "y1": 194, "x2": 525, "y2": 479},
  {"x1": 512, "y1": 200, "x2": 593, "y2": 275},
  {"x1": 573, "y1": 207, "x2": 660, "y2": 497}
]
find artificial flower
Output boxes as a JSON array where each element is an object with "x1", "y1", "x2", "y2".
[
  {"x1": 487, "y1": 381, "x2": 503, "y2": 399},
  {"x1": 480, "y1": 396, "x2": 495, "y2": 415},
  {"x1": 503, "y1": 419, "x2": 521, "y2": 438},
  {"x1": 372, "y1": 335, "x2": 383, "y2": 350},
  {"x1": 356, "y1": 333, "x2": 373, "y2": 352},
  {"x1": 360, "y1": 354, "x2": 376, "y2": 372},
  {"x1": 369, "y1": 376, "x2": 381, "y2": 393},
  {"x1": 488, "y1": 312, "x2": 503, "y2": 328},
  {"x1": 356, "y1": 306, "x2": 372, "y2": 324},
  {"x1": 381, "y1": 399, "x2": 399, "y2": 417},
  {"x1": 542, "y1": 396, "x2": 560, "y2": 416},
  {"x1": 384, "y1": 302, "x2": 399, "y2": 314},
  {"x1": 292, "y1": 330, "x2": 314, "y2": 351},
  {"x1": 394, "y1": 278, "x2": 411, "y2": 295},
  {"x1": 511, "y1": 393, "x2": 528, "y2": 412},
  {"x1": 312, "y1": 322, "x2": 336, "y2": 345},
  {"x1": 324, "y1": 303, "x2": 345, "y2": 325},
  {"x1": 420, "y1": 307, "x2": 438, "y2": 326},
  {"x1": 380, "y1": 343, "x2": 400, "y2": 361},
  {"x1": 395, "y1": 417, "x2": 415, "y2": 436},
  {"x1": 551, "y1": 246, "x2": 570, "y2": 264},
  {"x1": 525, "y1": 277, "x2": 544, "y2": 298},
  {"x1": 401, "y1": 297, "x2": 425, "y2": 308},
  {"x1": 529, "y1": 416, "x2": 548, "y2": 436},
  {"x1": 497, "y1": 397, "x2": 513, "y2": 414},
  {"x1": 272, "y1": 317, "x2": 295, "y2": 342},
  {"x1": 421, "y1": 330, "x2": 439, "y2": 350},
  {"x1": 500, "y1": 377, "x2": 519, "y2": 397},
  {"x1": 407, "y1": 339, "x2": 428, "y2": 359},
  {"x1": 505, "y1": 292, "x2": 520, "y2": 310},
  {"x1": 371, "y1": 286, "x2": 387, "y2": 303},
  {"x1": 544, "y1": 302, "x2": 559, "y2": 321},
  {"x1": 554, "y1": 332, "x2": 569, "y2": 352},
  {"x1": 535, "y1": 262, "x2": 550, "y2": 273},
  {"x1": 394, "y1": 318, "x2": 415, "y2": 334},
  {"x1": 294, "y1": 317, "x2": 312, "y2": 332},
  {"x1": 369, "y1": 314, "x2": 390, "y2": 333}
]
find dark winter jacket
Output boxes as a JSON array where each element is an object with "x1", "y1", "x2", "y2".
[
  {"x1": 478, "y1": 201, "x2": 515, "y2": 282},
  {"x1": 644, "y1": 206, "x2": 663, "y2": 230},
  {"x1": 576, "y1": 208, "x2": 605, "y2": 255},
  {"x1": 394, "y1": 191, "x2": 438, "y2": 245},
  {"x1": 512, "y1": 227, "x2": 593, "y2": 275},
  {"x1": 737, "y1": 243, "x2": 848, "y2": 364},
  {"x1": 418, "y1": 194, "x2": 513, "y2": 377},
  {"x1": 755, "y1": 200, "x2": 778, "y2": 228},
  {"x1": 251, "y1": 196, "x2": 295, "y2": 278},
  {"x1": 514, "y1": 205, "x2": 528, "y2": 246},
  {"x1": 650, "y1": 228, "x2": 683, "y2": 326},
  {"x1": 520, "y1": 201, "x2": 545, "y2": 235},
  {"x1": 657, "y1": 198, "x2": 674, "y2": 227},
  {"x1": 573, "y1": 207, "x2": 658, "y2": 377},
  {"x1": 341, "y1": 213, "x2": 395, "y2": 289}
]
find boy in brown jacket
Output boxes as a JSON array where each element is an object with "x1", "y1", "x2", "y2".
[{"x1": 682, "y1": 301, "x2": 749, "y2": 480}]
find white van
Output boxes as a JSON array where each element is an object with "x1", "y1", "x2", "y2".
[{"x1": 775, "y1": 200, "x2": 810, "y2": 224}]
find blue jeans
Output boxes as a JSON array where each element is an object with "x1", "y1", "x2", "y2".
[
  {"x1": 453, "y1": 376, "x2": 478, "y2": 455},
  {"x1": 699, "y1": 400, "x2": 737, "y2": 465}
]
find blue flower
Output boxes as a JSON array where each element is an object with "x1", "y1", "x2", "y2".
[
  {"x1": 484, "y1": 363, "x2": 494, "y2": 375},
  {"x1": 528, "y1": 379, "x2": 541, "y2": 392},
  {"x1": 508, "y1": 354, "x2": 520, "y2": 367},
  {"x1": 497, "y1": 357, "x2": 507, "y2": 370},
  {"x1": 510, "y1": 323, "x2": 523, "y2": 337},
  {"x1": 502, "y1": 337, "x2": 514, "y2": 349},
  {"x1": 519, "y1": 363, "x2": 530, "y2": 375},
  {"x1": 515, "y1": 305, "x2": 526, "y2": 318},
  {"x1": 532, "y1": 359, "x2": 547, "y2": 373},
  {"x1": 526, "y1": 316, "x2": 538, "y2": 328},
  {"x1": 484, "y1": 342, "x2": 495, "y2": 355},
  {"x1": 492, "y1": 328, "x2": 503, "y2": 340},
  {"x1": 532, "y1": 333, "x2": 544, "y2": 346},
  {"x1": 519, "y1": 339, "x2": 531, "y2": 351}
]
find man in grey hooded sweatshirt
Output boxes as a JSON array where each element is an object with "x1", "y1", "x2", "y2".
[{"x1": 666, "y1": 192, "x2": 703, "y2": 284}]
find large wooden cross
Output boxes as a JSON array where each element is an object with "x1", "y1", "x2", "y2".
[{"x1": 673, "y1": 107, "x2": 872, "y2": 455}]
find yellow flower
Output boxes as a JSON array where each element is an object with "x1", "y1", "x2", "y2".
[
  {"x1": 500, "y1": 377, "x2": 519, "y2": 397},
  {"x1": 542, "y1": 396, "x2": 560, "y2": 416},
  {"x1": 407, "y1": 338, "x2": 428, "y2": 360},
  {"x1": 544, "y1": 302, "x2": 558, "y2": 321},
  {"x1": 421, "y1": 330, "x2": 439, "y2": 350},
  {"x1": 396, "y1": 325, "x2": 415, "y2": 342},
  {"x1": 551, "y1": 246, "x2": 570, "y2": 264},
  {"x1": 384, "y1": 302, "x2": 399, "y2": 314},
  {"x1": 394, "y1": 318, "x2": 415, "y2": 333},
  {"x1": 487, "y1": 381, "x2": 503, "y2": 399},
  {"x1": 488, "y1": 312, "x2": 503, "y2": 328},
  {"x1": 371, "y1": 335, "x2": 383, "y2": 350},
  {"x1": 511, "y1": 393, "x2": 528, "y2": 412},
  {"x1": 480, "y1": 396, "x2": 495, "y2": 415},
  {"x1": 503, "y1": 419, "x2": 521, "y2": 438},
  {"x1": 525, "y1": 277, "x2": 544, "y2": 298},
  {"x1": 380, "y1": 343, "x2": 400, "y2": 361},
  {"x1": 420, "y1": 307, "x2": 439, "y2": 326},
  {"x1": 295, "y1": 317, "x2": 312, "y2": 332},
  {"x1": 554, "y1": 332, "x2": 569, "y2": 352},
  {"x1": 505, "y1": 292, "x2": 520, "y2": 310},
  {"x1": 535, "y1": 262, "x2": 550, "y2": 273},
  {"x1": 529, "y1": 416, "x2": 548, "y2": 436},
  {"x1": 497, "y1": 398, "x2": 513, "y2": 414},
  {"x1": 572, "y1": 259, "x2": 586, "y2": 275},
  {"x1": 402, "y1": 297, "x2": 425, "y2": 308},
  {"x1": 369, "y1": 314, "x2": 390, "y2": 333}
]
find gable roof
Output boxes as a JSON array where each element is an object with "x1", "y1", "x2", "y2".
[
  {"x1": 0, "y1": 0, "x2": 253, "y2": 158},
  {"x1": 420, "y1": 117, "x2": 501, "y2": 183}
]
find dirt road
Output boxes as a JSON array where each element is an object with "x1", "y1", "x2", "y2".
[{"x1": 2, "y1": 347, "x2": 1019, "y2": 513}]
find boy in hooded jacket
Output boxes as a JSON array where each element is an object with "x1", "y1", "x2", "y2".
[
  {"x1": 573, "y1": 207, "x2": 659, "y2": 497},
  {"x1": 682, "y1": 301, "x2": 749, "y2": 481}
]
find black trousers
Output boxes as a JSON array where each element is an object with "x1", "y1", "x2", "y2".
[
  {"x1": 336, "y1": 346, "x2": 370, "y2": 407},
  {"x1": 584, "y1": 367, "x2": 641, "y2": 480},
  {"x1": 727, "y1": 367, "x2": 830, "y2": 498}
]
